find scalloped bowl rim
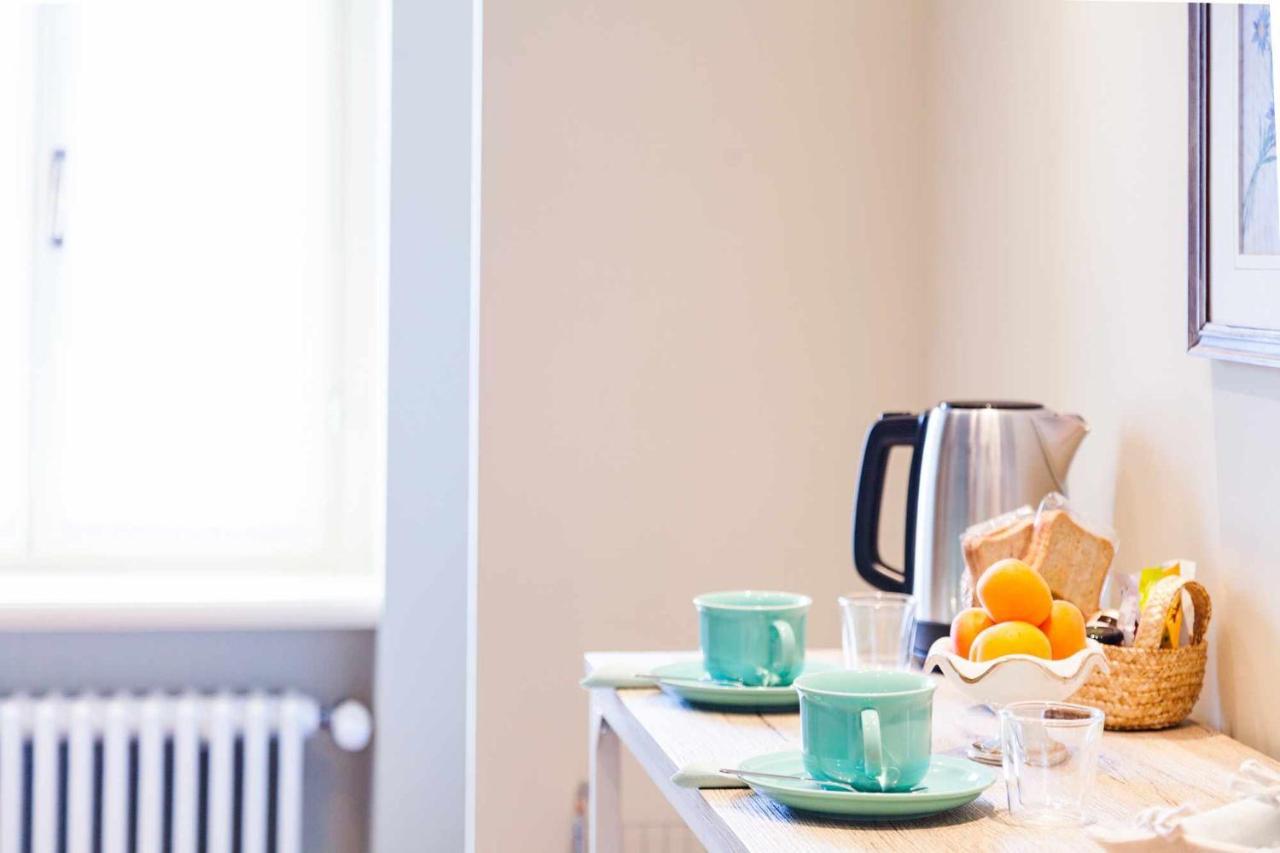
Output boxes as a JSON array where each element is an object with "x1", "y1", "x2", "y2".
[{"x1": 924, "y1": 636, "x2": 1109, "y2": 683}]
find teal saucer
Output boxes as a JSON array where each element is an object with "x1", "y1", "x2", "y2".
[
  {"x1": 650, "y1": 660, "x2": 839, "y2": 710},
  {"x1": 736, "y1": 751, "x2": 995, "y2": 820}
]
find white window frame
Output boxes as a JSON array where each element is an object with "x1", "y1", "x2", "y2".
[{"x1": 0, "y1": 0, "x2": 391, "y2": 630}]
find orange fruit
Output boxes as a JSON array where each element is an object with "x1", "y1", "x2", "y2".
[
  {"x1": 968, "y1": 621, "x2": 1052, "y2": 662},
  {"x1": 950, "y1": 607, "x2": 995, "y2": 659},
  {"x1": 975, "y1": 558, "x2": 1053, "y2": 625},
  {"x1": 1038, "y1": 600, "x2": 1087, "y2": 660}
]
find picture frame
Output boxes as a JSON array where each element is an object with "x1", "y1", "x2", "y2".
[{"x1": 1188, "y1": 4, "x2": 1280, "y2": 367}]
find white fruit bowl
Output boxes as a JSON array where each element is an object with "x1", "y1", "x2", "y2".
[
  {"x1": 924, "y1": 637, "x2": 1110, "y2": 764},
  {"x1": 924, "y1": 637, "x2": 1110, "y2": 707}
]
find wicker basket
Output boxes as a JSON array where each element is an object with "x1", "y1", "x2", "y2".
[{"x1": 1070, "y1": 574, "x2": 1211, "y2": 730}]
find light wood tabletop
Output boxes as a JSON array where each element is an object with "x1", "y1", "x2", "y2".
[{"x1": 584, "y1": 650, "x2": 1276, "y2": 852}]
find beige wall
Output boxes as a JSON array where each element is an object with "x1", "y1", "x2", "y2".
[
  {"x1": 479, "y1": 1, "x2": 930, "y2": 847},
  {"x1": 925, "y1": 0, "x2": 1280, "y2": 748},
  {"x1": 479, "y1": 0, "x2": 1280, "y2": 846}
]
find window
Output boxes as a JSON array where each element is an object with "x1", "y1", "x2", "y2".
[{"x1": 0, "y1": 1, "x2": 387, "y2": 624}]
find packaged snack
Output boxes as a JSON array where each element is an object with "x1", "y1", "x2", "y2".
[
  {"x1": 1139, "y1": 564, "x2": 1182, "y2": 648},
  {"x1": 1115, "y1": 573, "x2": 1141, "y2": 645},
  {"x1": 1175, "y1": 560, "x2": 1198, "y2": 646},
  {"x1": 1110, "y1": 560, "x2": 1197, "y2": 648},
  {"x1": 1025, "y1": 493, "x2": 1117, "y2": 617},
  {"x1": 1085, "y1": 614, "x2": 1124, "y2": 646},
  {"x1": 959, "y1": 505, "x2": 1035, "y2": 607},
  {"x1": 1136, "y1": 560, "x2": 1196, "y2": 649}
]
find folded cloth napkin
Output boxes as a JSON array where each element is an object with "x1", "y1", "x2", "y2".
[
  {"x1": 1088, "y1": 760, "x2": 1280, "y2": 852},
  {"x1": 578, "y1": 664, "x2": 661, "y2": 689},
  {"x1": 669, "y1": 762, "x2": 747, "y2": 789}
]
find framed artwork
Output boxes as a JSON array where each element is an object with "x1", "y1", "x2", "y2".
[{"x1": 1188, "y1": 4, "x2": 1280, "y2": 366}]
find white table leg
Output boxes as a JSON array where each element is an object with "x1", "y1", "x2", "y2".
[{"x1": 589, "y1": 696, "x2": 623, "y2": 853}]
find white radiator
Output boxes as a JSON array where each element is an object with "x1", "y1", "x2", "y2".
[{"x1": 0, "y1": 691, "x2": 371, "y2": 853}]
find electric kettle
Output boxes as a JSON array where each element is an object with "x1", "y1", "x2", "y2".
[{"x1": 852, "y1": 401, "x2": 1088, "y2": 659}]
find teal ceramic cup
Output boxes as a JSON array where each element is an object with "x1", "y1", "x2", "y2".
[
  {"x1": 693, "y1": 591, "x2": 811, "y2": 687},
  {"x1": 794, "y1": 669, "x2": 935, "y2": 792}
]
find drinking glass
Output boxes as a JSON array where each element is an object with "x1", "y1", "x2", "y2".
[
  {"x1": 999, "y1": 701, "x2": 1104, "y2": 827},
  {"x1": 838, "y1": 592, "x2": 916, "y2": 670}
]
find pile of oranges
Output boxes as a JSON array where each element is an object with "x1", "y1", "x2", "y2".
[{"x1": 951, "y1": 558, "x2": 1087, "y2": 662}]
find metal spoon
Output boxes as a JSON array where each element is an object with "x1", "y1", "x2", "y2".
[
  {"x1": 718, "y1": 768, "x2": 925, "y2": 793},
  {"x1": 633, "y1": 673, "x2": 751, "y2": 689}
]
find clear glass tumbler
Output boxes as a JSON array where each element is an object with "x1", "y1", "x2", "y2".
[
  {"x1": 838, "y1": 592, "x2": 916, "y2": 670},
  {"x1": 999, "y1": 701, "x2": 1104, "y2": 826}
]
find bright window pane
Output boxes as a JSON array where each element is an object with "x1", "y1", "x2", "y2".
[{"x1": 5, "y1": 0, "x2": 383, "y2": 570}]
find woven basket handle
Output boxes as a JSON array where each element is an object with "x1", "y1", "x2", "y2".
[{"x1": 1134, "y1": 575, "x2": 1212, "y2": 649}]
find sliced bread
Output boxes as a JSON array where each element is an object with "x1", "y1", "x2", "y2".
[
  {"x1": 1026, "y1": 508, "x2": 1115, "y2": 615},
  {"x1": 961, "y1": 516, "x2": 1034, "y2": 607}
]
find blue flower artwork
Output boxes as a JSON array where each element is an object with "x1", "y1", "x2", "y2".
[{"x1": 1241, "y1": 5, "x2": 1280, "y2": 254}]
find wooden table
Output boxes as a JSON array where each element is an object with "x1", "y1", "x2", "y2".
[{"x1": 585, "y1": 650, "x2": 1276, "y2": 852}]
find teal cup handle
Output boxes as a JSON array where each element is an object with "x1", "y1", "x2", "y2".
[
  {"x1": 858, "y1": 708, "x2": 902, "y2": 791},
  {"x1": 694, "y1": 591, "x2": 811, "y2": 687},
  {"x1": 770, "y1": 619, "x2": 799, "y2": 676},
  {"x1": 860, "y1": 709, "x2": 884, "y2": 790}
]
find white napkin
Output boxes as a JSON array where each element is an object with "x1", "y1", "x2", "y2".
[
  {"x1": 1089, "y1": 761, "x2": 1280, "y2": 851},
  {"x1": 578, "y1": 663, "x2": 663, "y2": 689},
  {"x1": 669, "y1": 762, "x2": 748, "y2": 789}
]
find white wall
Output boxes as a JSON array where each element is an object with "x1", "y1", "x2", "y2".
[
  {"x1": 924, "y1": 0, "x2": 1279, "y2": 750},
  {"x1": 478, "y1": 1, "x2": 930, "y2": 848},
  {"x1": 372, "y1": 0, "x2": 477, "y2": 849}
]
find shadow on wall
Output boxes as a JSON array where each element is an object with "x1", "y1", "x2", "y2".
[
  {"x1": 1205, "y1": 359, "x2": 1280, "y2": 750},
  {"x1": 1106, "y1": 359, "x2": 1280, "y2": 738},
  {"x1": 1211, "y1": 357, "x2": 1280, "y2": 402}
]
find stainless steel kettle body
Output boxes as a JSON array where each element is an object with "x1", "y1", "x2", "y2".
[{"x1": 852, "y1": 401, "x2": 1088, "y2": 659}]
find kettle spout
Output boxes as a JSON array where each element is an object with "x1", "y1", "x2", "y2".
[{"x1": 1033, "y1": 412, "x2": 1089, "y2": 488}]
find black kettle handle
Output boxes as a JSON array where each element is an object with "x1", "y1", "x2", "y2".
[{"x1": 852, "y1": 412, "x2": 925, "y2": 594}]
